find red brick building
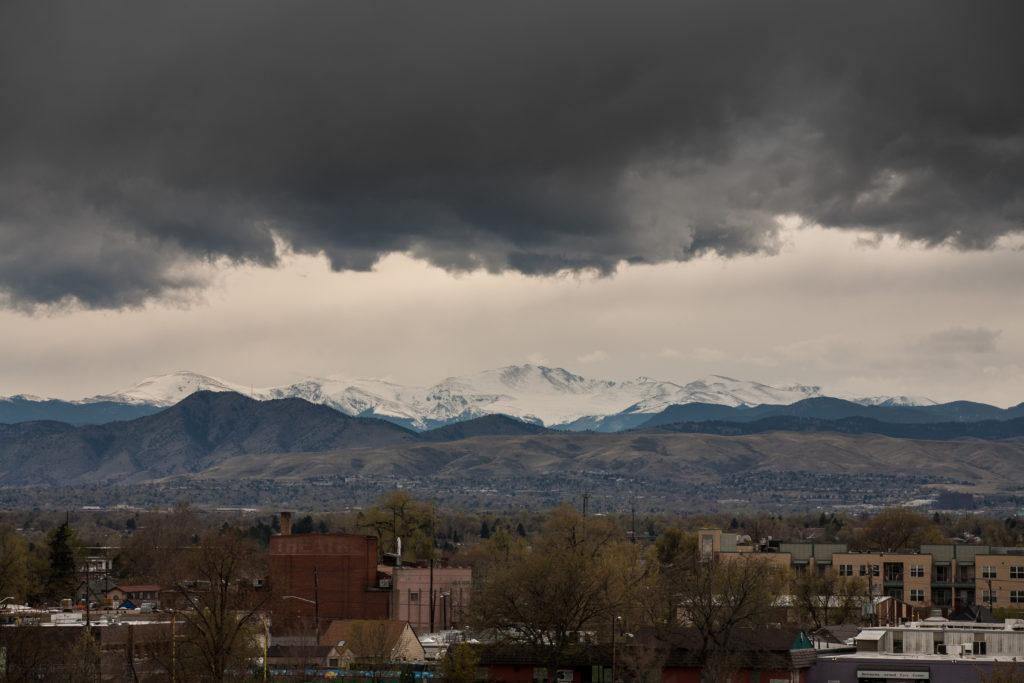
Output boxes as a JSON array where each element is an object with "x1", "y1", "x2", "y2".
[{"x1": 269, "y1": 519, "x2": 390, "y2": 633}]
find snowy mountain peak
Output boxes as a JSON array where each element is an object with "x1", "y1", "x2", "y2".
[
  {"x1": 681, "y1": 375, "x2": 823, "y2": 407},
  {"x1": 853, "y1": 395, "x2": 938, "y2": 407},
  {"x1": 507, "y1": 364, "x2": 611, "y2": 392},
  {"x1": 87, "y1": 370, "x2": 248, "y2": 406},
  {"x1": 64, "y1": 365, "x2": 936, "y2": 431}
]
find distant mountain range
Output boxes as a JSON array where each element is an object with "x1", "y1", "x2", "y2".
[
  {"x1": 4, "y1": 390, "x2": 1024, "y2": 492},
  {"x1": 5, "y1": 364, "x2": 1018, "y2": 432}
]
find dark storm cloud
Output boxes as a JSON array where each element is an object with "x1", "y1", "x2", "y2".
[{"x1": 1, "y1": 1, "x2": 1022, "y2": 308}]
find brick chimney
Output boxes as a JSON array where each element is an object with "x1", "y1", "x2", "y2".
[{"x1": 280, "y1": 511, "x2": 292, "y2": 536}]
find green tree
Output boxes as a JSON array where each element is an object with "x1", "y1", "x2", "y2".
[
  {"x1": 640, "y1": 528, "x2": 697, "y2": 626},
  {"x1": 45, "y1": 521, "x2": 79, "y2": 602},
  {"x1": 0, "y1": 523, "x2": 31, "y2": 602},
  {"x1": 440, "y1": 641, "x2": 481, "y2": 683},
  {"x1": 360, "y1": 491, "x2": 435, "y2": 561},
  {"x1": 853, "y1": 507, "x2": 944, "y2": 552},
  {"x1": 471, "y1": 504, "x2": 644, "y2": 682}
]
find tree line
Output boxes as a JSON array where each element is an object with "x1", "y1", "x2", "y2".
[{"x1": 3, "y1": 496, "x2": 1023, "y2": 681}]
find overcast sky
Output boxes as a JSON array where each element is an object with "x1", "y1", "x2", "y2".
[{"x1": 1, "y1": 2, "x2": 1022, "y2": 406}]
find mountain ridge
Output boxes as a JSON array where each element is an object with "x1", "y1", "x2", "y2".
[
  {"x1": 0, "y1": 365, "x2": 864, "y2": 430},
  {"x1": 4, "y1": 365, "x2": 1022, "y2": 432},
  {"x1": 5, "y1": 390, "x2": 1024, "y2": 490}
]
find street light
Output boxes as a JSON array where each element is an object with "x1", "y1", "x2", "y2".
[
  {"x1": 281, "y1": 564, "x2": 320, "y2": 642},
  {"x1": 281, "y1": 594, "x2": 320, "y2": 643}
]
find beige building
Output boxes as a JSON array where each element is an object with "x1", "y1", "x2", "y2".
[
  {"x1": 974, "y1": 553, "x2": 1024, "y2": 610},
  {"x1": 830, "y1": 552, "x2": 934, "y2": 606},
  {"x1": 319, "y1": 619, "x2": 425, "y2": 665},
  {"x1": 385, "y1": 566, "x2": 471, "y2": 633},
  {"x1": 704, "y1": 529, "x2": 1024, "y2": 614}
]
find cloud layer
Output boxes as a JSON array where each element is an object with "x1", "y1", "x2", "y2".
[{"x1": 2, "y1": 1, "x2": 1022, "y2": 308}]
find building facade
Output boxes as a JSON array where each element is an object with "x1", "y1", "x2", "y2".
[
  {"x1": 387, "y1": 566, "x2": 472, "y2": 633},
  {"x1": 704, "y1": 529, "x2": 1024, "y2": 614},
  {"x1": 808, "y1": 619, "x2": 1024, "y2": 683},
  {"x1": 269, "y1": 531, "x2": 391, "y2": 632}
]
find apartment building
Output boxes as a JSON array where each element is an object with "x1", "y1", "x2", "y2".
[
  {"x1": 830, "y1": 551, "x2": 933, "y2": 605},
  {"x1": 972, "y1": 549, "x2": 1024, "y2": 611},
  {"x1": 702, "y1": 529, "x2": 1024, "y2": 613}
]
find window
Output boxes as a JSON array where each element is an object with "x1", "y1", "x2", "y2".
[
  {"x1": 983, "y1": 566, "x2": 997, "y2": 578},
  {"x1": 871, "y1": 564, "x2": 880, "y2": 576},
  {"x1": 983, "y1": 589, "x2": 997, "y2": 603},
  {"x1": 839, "y1": 564, "x2": 853, "y2": 577},
  {"x1": 910, "y1": 564, "x2": 925, "y2": 578},
  {"x1": 910, "y1": 589, "x2": 925, "y2": 602},
  {"x1": 1010, "y1": 590, "x2": 1024, "y2": 603},
  {"x1": 1011, "y1": 566, "x2": 1024, "y2": 579},
  {"x1": 859, "y1": 565, "x2": 867, "y2": 576}
]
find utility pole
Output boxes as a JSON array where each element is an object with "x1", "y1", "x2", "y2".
[
  {"x1": 429, "y1": 504, "x2": 436, "y2": 632},
  {"x1": 611, "y1": 617, "x2": 616, "y2": 683},
  {"x1": 314, "y1": 565, "x2": 320, "y2": 643},
  {"x1": 868, "y1": 566, "x2": 876, "y2": 627},
  {"x1": 84, "y1": 555, "x2": 91, "y2": 628}
]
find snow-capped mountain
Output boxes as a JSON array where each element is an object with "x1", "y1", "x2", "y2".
[
  {"x1": 87, "y1": 371, "x2": 250, "y2": 406},
  {"x1": 75, "y1": 364, "x2": 835, "y2": 430},
  {"x1": 853, "y1": 395, "x2": 939, "y2": 408}
]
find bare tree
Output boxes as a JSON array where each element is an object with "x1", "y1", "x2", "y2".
[
  {"x1": 646, "y1": 528, "x2": 786, "y2": 680},
  {"x1": 346, "y1": 620, "x2": 393, "y2": 683},
  {"x1": 975, "y1": 660, "x2": 1024, "y2": 683},
  {"x1": 852, "y1": 507, "x2": 944, "y2": 552},
  {"x1": 68, "y1": 627, "x2": 102, "y2": 683},
  {"x1": 115, "y1": 504, "x2": 200, "y2": 583},
  {"x1": 165, "y1": 526, "x2": 268, "y2": 681},
  {"x1": 789, "y1": 568, "x2": 868, "y2": 629},
  {"x1": 471, "y1": 504, "x2": 644, "y2": 682}
]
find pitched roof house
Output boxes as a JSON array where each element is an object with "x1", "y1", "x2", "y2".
[{"x1": 319, "y1": 619, "x2": 425, "y2": 667}]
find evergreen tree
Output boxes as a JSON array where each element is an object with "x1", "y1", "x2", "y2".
[{"x1": 46, "y1": 522, "x2": 78, "y2": 601}]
